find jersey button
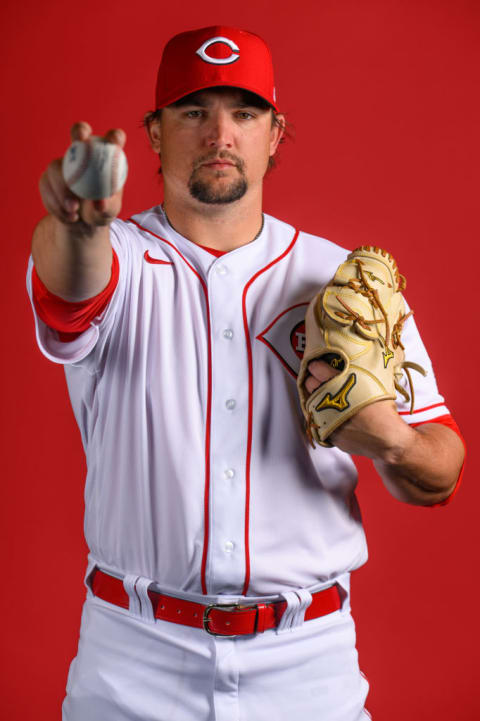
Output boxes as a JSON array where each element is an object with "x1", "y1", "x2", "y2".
[
  {"x1": 223, "y1": 468, "x2": 235, "y2": 479},
  {"x1": 224, "y1": 541, "x2": 235, "y2": 553},
  {"x1": 225, "y1": 399, "x2": 236, "y2": 410},
  {"x1": 216, "y1": 264, "x2": 228, "y2": 276},
  {"x1": 223, "y1": 329, "x2": 234, "y2": 340}
]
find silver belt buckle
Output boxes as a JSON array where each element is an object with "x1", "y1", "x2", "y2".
[{"x1": 203, "y1": 602, "x2": 258, "y2": 637}]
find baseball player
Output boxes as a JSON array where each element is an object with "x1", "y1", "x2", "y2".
[{"x1": 28, "y1": 25, "x2": 465, "y2": 721}]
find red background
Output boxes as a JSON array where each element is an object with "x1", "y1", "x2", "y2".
[{"x1": 2, "y1": 0, "x2": 478, "y2": 718}]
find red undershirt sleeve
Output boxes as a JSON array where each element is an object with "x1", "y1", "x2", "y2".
[
  {"x1": 31, "y1": 249, "x2": 119, "y2": 342},
  {"x1": 411, "y1": 414, "x2": 466, "y2": 507}
]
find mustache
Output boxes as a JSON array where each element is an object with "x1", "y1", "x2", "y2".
[{"x1": 192, "y1": 151, "x2": 245, "y2": 173}]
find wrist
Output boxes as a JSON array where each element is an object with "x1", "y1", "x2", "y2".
[{"x1": 330, "y1": 400, "x2": 415, "y2": 461}]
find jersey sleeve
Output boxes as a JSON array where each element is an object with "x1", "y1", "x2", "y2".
[
  {"x1": 394, "y1": 299, "x2": 449, "y2": 422},
  {"x1": 31, "y1": 248, "x2": 119, "y2": 341},
  {"x1": 395, "y1": 300, "x2": 465, "y2": 506},
  {"x1": 26, "y1": 220, "x2": 131, "y2": 366}
]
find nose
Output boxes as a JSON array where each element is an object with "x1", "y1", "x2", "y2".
[{"x1": 204, "y1": 110, "x2": 234, "y2": 149}]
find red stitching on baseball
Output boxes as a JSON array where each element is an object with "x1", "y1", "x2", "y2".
[{"x1": 65, "y1": 138, "x2": 93, "y2": 188}]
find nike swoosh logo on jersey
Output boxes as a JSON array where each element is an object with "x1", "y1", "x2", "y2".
[{"x1": 144, "y1": 250, "x2": 173, "y2": 265}]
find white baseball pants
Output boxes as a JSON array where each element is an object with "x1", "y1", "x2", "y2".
[{"x1": 62, "y1": 580, "x2": 371, "y2": 721}]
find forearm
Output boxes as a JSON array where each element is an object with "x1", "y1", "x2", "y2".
[
  {"x1": 31, "y1": 214, "x2": 112, "y2": 301},
  {"x1": 329, "y1": 401, "x2": 465, "y2": 506},
  {"x1": 33, "y1": 123, "x2": 125, "y2": 301},
  {"x1": 372, "y1": 421, "x2": 464, "y2": 506}
]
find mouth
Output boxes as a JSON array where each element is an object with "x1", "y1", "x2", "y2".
[{"x1": 201, "y1": 159, "x2": 237, "y2": 170}]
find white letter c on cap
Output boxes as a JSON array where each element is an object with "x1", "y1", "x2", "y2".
[{"x1": 196, "y1": 36, "x2": 240, "y2": 65}]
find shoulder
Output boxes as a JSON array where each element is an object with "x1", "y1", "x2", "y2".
[
  {"x1": 109, "y1": 205, "x2": 167, "y2": 254},
  {"x1": 111, "y1": 205, "x2": 163, "y2": 236},
  {"x1": 264, "y1": 213, "x2": 350, "y2": 272}
]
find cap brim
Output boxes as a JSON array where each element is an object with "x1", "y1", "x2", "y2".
[{"x1": 157, "y1": 81, "x2": 279, "y2": 113}]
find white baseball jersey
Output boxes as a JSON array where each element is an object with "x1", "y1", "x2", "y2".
[{"x1": 26, "y1": 206, "x2": 452, "y2": 600}]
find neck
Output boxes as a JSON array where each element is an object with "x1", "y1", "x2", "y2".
[{"x1": 162, "y1": 188, "x2": 264, "y2": 252}]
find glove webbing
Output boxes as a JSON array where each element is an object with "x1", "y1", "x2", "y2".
[{"x1": 333, "y1": 259, "x2": 394, "y2": 350}]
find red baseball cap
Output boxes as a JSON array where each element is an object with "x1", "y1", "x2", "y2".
[{"x1": 155, "y1": 26, "x2": 278, "y2": 112}]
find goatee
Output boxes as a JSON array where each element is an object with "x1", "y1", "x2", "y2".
[
  {"x1": 188, "y1": 152, "x2": 247, "y2": 204},
  {"x1": 189, "y1": 176, "x2": 247, "y2": 204}
]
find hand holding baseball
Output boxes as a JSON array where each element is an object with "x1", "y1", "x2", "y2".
[{"x1": 39, "y1": 121, "x2": 127, "y2": 227}]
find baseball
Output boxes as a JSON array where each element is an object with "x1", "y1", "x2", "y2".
[{"x1": 62, "y1": 135, "x2": 128, "y2": 200}]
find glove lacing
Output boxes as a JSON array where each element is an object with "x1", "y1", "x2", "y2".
[{"x1": 305, "y1": 259, "x2": 426, "y2": 446}]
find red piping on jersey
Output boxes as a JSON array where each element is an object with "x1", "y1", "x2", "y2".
[
  {"x1": 128, "y1": 218, "x2": 213, "y2": 595},
  {"x1": 241, "y1": 229, "x2": 300, "y2": 595},
  {"x1": 257, "y1": 336, "x2": 298, "y2": 379},
  {"x1": 258, "y1": 301, "x2": 309, "y2": 336},
  {"x1": 256, "y1": 302, "x2": 309, "y2": 380},
  {"x1": 398, "y1": 402, "x2": 445, "y2": 416}
]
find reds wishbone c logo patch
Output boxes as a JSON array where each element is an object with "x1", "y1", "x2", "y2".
[
  {"x1": 196, "y1": 36, "x2": 240, "y2": 65},
  {"x1": 257, "y1": 304, "x2": 309, "y2": 379}
]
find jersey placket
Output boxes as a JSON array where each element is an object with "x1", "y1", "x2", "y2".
[{"x1": 205, "y1": 257, "x2": 250, "y2": 595}]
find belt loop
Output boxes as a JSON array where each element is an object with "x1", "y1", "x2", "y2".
[
  {"x1": 84, "y1": 558, "x2": 97, "y2": 597},
  {"x1": 335, "y1": 574, "x2": 350, "y2": 611},
  {"x1": 255, "y1": 603, "x2": 268, "y2": 633},
  {"x1": 276, "y1": 591, "x2": 300, "y2": 634},
  {"x1": 134, "y1": 577, "x2": 155, "y2": 623},
  {"x1": 292, "y1": 589, "x2": 313, "y2": 628},
  {"x1": 123, "y1": 574, "x2": 142, "y2": 616}
]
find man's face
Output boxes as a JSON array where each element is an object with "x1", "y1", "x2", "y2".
[{"x1": 148, "y1": 88, "x2": 284, "y2": 206}]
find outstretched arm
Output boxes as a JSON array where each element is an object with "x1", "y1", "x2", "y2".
[{"x1": 32, "y1": 121, "x2": 125, "y2": 301}]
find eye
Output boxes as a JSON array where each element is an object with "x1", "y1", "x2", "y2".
[
  {"x1": 184, "y1": 109, "x2": 204, "y2": 119},
  {"x1": 236, "y1": 111, "x2": 255, "y2": 120}
]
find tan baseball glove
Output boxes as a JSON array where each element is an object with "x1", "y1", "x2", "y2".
[{"x1": 297, "y1": 246, "x2": 426, "y2": 448}]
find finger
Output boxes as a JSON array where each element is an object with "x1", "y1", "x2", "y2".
[
  {"x1": 90, "y1": 197, "x2": 118, "y2": 220},
  {"x1": 307, "y1": 359, "x2": 340, "y2": 384},
  {"x1": 80, "y1": 190, "x2": 123, "y2": 226},
  {"x1": 93, "y1": 199, "x2": 108, "y2": 213},
  {"x1": 45, "y1": 159, "x2": 80, "y2": 215},
  {"x1": 70, "y1": 121, "x2": 92, "y2": 142},
  {"x1": 39, "y1": 172, "x2": 80, "y2": 223},
  {"x1": 305, "y1": 374, "x2": 322, "y2": 395},
  {"x1": 103, "y1": 128, "x2": 127, "y2": 148}
]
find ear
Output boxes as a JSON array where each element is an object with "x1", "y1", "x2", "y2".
[
  {"x1": 144, "y1": 112, "x2": 162, "y2": 153},
  {"x1": 269, "y1": 113, "x2": 285, "y2": 157}
]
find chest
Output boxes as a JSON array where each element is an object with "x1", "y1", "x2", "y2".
[{"x1": 136, "y1": 243, "x2": 329, "y2": 383}]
